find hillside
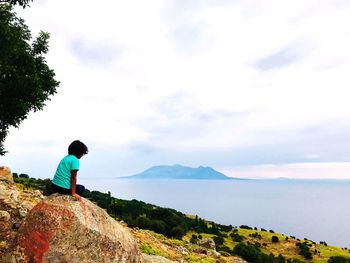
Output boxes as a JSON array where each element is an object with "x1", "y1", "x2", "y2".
[
  {"x1": 2, "y1": 169, "x2": 350, "y2": 263},
  {"x1": 122, "y1": 164, "x2": 235, "y2": 180}
]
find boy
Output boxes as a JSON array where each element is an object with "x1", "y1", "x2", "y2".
[{"x1": 52, "y1": 140, "x2": 88, "y2": 201}]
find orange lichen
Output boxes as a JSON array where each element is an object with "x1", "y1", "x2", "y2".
[{"x1": 19, "y1": 229, "x2": 52, "y2": 263}]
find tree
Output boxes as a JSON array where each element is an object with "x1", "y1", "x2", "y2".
[
  {"x1": 0, "y1": 0, "x2": 33, "y2": 8},
  {"x1": 18, "y1": 173, "x2": 29, "y2": 178},
  {"x1": 0, "y1": 2, "x2": 59, "y2": 155}
]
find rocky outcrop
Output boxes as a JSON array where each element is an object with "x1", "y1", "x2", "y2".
[
  {"x1": 0, "y1": 167, "x2": 44, "y2": 259},
  {"x1": 198, "y1": 238, "x2": 216, "y2": 250},
  {"x1": 0, "y1": 166, "x2": 14, "y2": 183},
  {"x1": 4, "y1": 194, "x2": 142, "y2": 263}
]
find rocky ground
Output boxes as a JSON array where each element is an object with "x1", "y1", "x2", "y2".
[{"x1": 0, "y1": 167, "x2": 45, "y2": 259}]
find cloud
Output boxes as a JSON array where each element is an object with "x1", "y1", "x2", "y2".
[
  {"x1": 4, "y1": 0, "x2": 350, "y2": 179},
  {"x1": 255, "y1": 47, "x2": 302, "y2": 71},
  {"x1": 69, "y1": 39, "x2": 122, "y2": 67},
  {"x1": 224, "y1": 162, "x2": 350, "y2": 179}
]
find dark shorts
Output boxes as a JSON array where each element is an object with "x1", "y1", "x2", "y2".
[{"x1": 51, "y1": 183, "x2": 85, "y2": 195}]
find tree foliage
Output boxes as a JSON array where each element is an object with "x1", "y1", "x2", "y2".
[
  {"x1": 0, "y1": 2, "x2": 59, "y2": 154},
  {"x1": 0, "y1": 0, "x2": 33, "y2": 8}
]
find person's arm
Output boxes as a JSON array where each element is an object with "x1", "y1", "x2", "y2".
[{"x1": 71, "y1": 170, "x2": 81, "y2": 201}]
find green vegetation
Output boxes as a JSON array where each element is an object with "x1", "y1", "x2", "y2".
[
  {"x1": 184, "y1": 255, "x2": 216, "y2": 263},
  {"x1": 328, "y1": 256, "x2": 350, "y2": 263},
  {"x1": 139, "y1": 243, "x2": 169, "y2": 258}
]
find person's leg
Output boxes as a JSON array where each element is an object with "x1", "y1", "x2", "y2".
[
  {"x1": 75, "y1": 184, "x2": 85, "y2": 195},
  {"x1": 51, "y1": 183, "x2": 71, "y2": 195}
]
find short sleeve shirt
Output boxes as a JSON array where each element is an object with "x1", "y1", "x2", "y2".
[{"x1": 52, "y1": 155, "x2": 79, "y2": 189}]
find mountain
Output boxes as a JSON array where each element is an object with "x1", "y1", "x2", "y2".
[{"x1": 122, "y1": 164, "x2": 235, "y2": 180}]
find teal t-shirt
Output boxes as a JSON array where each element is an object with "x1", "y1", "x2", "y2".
[{"x1": 52, "y1": 155, "x2": 79, "y2": 189}]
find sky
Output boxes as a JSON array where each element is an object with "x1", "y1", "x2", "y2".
[{"x1": 2, "y1": 0, "x2": 350, "y2": 179}]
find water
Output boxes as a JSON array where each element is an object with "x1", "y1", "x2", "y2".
[{"x1": 80, "y1": 178, "x2": 350, "y2": 247}]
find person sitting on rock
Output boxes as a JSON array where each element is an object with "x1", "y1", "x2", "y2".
[{"x1": 51, "y1": 140, "x2": 88, "y2": 201}]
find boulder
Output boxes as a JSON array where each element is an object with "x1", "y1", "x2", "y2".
[
  {"x1": 0, "y1": 166, "x2": 13, "y2": 183},
  {"x1": 4, "y1": 194, "x2": 142, "y2": 263},
  {"x1": 198, "y1": 238, "x2": 215, "y2": 250}
]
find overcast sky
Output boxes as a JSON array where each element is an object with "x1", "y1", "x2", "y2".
[{"x1": 2, "y1": 0, "x2": 350, "y2": 179}]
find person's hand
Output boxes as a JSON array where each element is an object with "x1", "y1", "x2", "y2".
[{"x1": 72, "y1": 193, "x2": 81, "y2": 201}]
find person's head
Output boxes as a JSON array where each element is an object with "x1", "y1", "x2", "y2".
[{"x1": 68, "y1": 140, "x2": 88, "y2": 159}]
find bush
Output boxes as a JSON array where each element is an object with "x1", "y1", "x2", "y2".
[
  {"x1": 233, "y1": 242, "x2": 262, "y2": 263},
  {"x1": 140, "y1": 243, "x2": 169, "y2": 258},
  {"x1": 190, "y1": 234, "x2": 198, "y2": 244},
  {"x1": 240, "y1": 225, "x2": 252, "y2": 230},
  {"x1": 328, "y1": 256, "x2": 350, "y2": 263},
  {"x1": 170, "y1": 226, "x2": 184, "y2": 239},
  {"x1": 19, "y1": 173, "x2": 29, "y2": 178},
  {"x1": 272, "y1": 236, "x2": 279, "y2": 243},
  {"x1": 321, "y1": 241, "x2": 328, "y2": 246},
  {"x1": 213, "y1": 235, "x2": 224, "y2": 246},
  {"x1": 230, "y1": 232, "x2": 244, "y2": 242},
  {"x1": 296, "y1": 242, "x2": 313, "y2": 260},
  {"x1": 217, "y1": 245, "x2": 232, "y2": 254},
  {"x1": 249, "y1": 232, "x2": 262, "y2": 239}
]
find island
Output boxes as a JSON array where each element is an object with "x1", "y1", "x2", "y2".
[{"x1": 120, "y1": 164, "x2": 238, "y2": 180}]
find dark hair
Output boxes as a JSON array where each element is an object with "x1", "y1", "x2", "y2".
[{"x1": 68, "y1": 140, "x2": 88, "y2": 157}]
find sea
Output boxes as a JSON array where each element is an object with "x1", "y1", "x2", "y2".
[{"x1": 79, "y1": 178, "x2": 350, "y2": 248}]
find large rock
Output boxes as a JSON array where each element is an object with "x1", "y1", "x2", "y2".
[
  {"x1": 198, "y1": 238, "x2": 215, "y2": 250},
  {"x1": 0, "y1": 166, "x2": 13, "y2": 183},
  {"x1": 4, "y1": 194, "x2": 142, "y2": 263}
]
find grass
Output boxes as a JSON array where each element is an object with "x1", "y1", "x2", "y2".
[
  {"x1": 139, "y1": 242, "x2": 170, "y2": 258},
  {"x1": 184, "y1": 255, "x2": 216, "y2": 263}
]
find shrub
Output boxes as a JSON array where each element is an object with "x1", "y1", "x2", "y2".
[
  {"x1": 240, "y1": 225, "x2": 252, "y2": 230},
  {"x1": 190, "y1": 234, "x2": 198, "y2": 244},
  {"x1": 272, "y1": 236, "x2": 279, "y2": 243},
  {"x1": 321, "y1": 241, "x2": 328, "y2": 246},
  {"x1": 213, "y1": 236, "x2": 224, "y2": 246},
  {"x1": 233, "y1": 242, "x2": 261, "y2": 263},
  {"x1": 249, "y1": 232, "x2": 262, "y2": 239},
  {"x1": 328, "y1": 256, "x2": 350, "y2": 263},
  {"x1": 170, "y1": 226, "x2": 184, "y2": 239},
  {"x1": 296, "y1": 242, "x2": 312, "y2": 260},
  {"x1": 139, "y1": 243, "x2": 169, "y2": 258},
  {"x1": 230, "y1": 232, "x2": 244, "y2": 242},
  {"x1": 217, "y1": 245, "x2": 232, "y2": 254}
]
